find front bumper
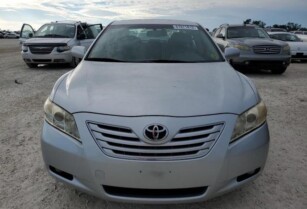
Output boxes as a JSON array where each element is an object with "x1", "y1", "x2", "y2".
[
  {"x1": 21, "y1": 49, "x2": 72, "y2": 64},
  {"x1": 41, "y1": 113, "x2": 270, "y2": 204},
  {"x1": 291, "y1": 50, "x2": 307, "y2": 60},
  {"x1": 231, "y1": 51, "x2": 291, "y2": 67}
]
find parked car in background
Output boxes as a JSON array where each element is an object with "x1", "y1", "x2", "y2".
[
  {"x1": 42, "y1": 19, "x2": 269, "y2": 204},
  {"x1": 291, "y1": 31, "x2": 307, "y2": 35},
  {"x1": 4, "y1": 32, "x2": 19, "y2": 39},
  {"x1": 20, "y1": 21, "x2": 103, "y2": 68},
  {"x1": 265, "y1": 27, "x2": 287, "y2": 32},
  {"x1": 0, "y1": 32, "x2": 4, "y2": 38},
  {"x1": 269, "y1": 32, "x2": 307, "y2": 62},
  {"x1": 213, "y1": 24, "x2": 291, "y2": 74}
]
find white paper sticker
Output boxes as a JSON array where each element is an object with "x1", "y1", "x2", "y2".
[{"x1": 173, "y1": 25, "x2": 198, "y2": 30}]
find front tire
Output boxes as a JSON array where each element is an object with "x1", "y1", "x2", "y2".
[
  {"x1": 26, "y1": 63, "x2": 38, "y2": 68},
  {"x1": 271, "y1": 66, "x2": 287, "y2": 74},
  {"x1": 70, "y1": 57, "x2": 80, "y2": 68}
]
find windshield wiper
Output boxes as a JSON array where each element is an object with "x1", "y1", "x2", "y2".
[
  {"x1": 86, "y1": 58, "x2": 209, "y2": 63},
  {"x1": 142, "y1": 59, "x2": 206, "y2": 63},
  {"x1": 86, "y1": 58, "x2": 127, "y2": 62},
  {"x1": 43, "y1": 34, "x2": 69, "y2": 38}
]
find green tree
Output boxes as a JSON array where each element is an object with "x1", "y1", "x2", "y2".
[
  {"x1": 286, "y1": 22, "x2": 301, "y2": 31},
  {"x1": 252, "y1": 20, "x2": 266, "y2": 28},
  {"x1": 243, "y1": 19, "x2": 266, "y2": 28},
  {"x1": 243, "y1": 19, "x2": 252, "y2": 24}
]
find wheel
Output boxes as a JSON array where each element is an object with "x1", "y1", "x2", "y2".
[
  {"x1": 70, "y1": 57, "x2": 79, "y2": 68},
  {"x1": 26, "y1": 63, "x2": 38, "y2": 68},
  {"x1": 271, "y1": 66, "x2": 287, "y2": 74}
]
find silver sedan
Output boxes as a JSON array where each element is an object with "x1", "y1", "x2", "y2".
[{"x1": 41, "y1": 19, "x2": 269, "y2": 204}]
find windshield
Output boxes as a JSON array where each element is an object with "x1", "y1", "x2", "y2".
[
  {"x1": 270, "y1": 33, "x2": 301, "y2": 42},
  {"x1": 34, "y1": 23, "x2": 75, "y2": 38},
  {"x1": 227, "y1": 27, "x2": 270, "y2": 39},
  {"x1": 86, "y1": 24, "x2": 223, "y2": 63}
]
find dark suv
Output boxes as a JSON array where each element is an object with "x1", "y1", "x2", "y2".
[{"x1": 213, "y1": 24, "x2": 291, "y2": 74}]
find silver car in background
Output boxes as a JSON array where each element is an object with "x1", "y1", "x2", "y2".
[
  {"x1": 41, "y1": 19, "x2": 269, "y2": 204},
  {"x1": 269, "y1": 32, "x2": 307, "y2": 61},
  {"x1": 20, "y1": 21, "x2": 103, "y2": 68},
  {"x1": 213, "y1": 24, "x2": 291, "y2": 74}
]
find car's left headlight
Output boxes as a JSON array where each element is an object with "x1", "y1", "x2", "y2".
[
  {"x1": 44, "y1": 98, "x2": 80, "y2": 141},
  {"x1": 282, "y1": 45, "x2": 290, "y2": 53},
  {"x1": 57, "y1": 45, "x2": 71, "y2": 52},
  {"x1": 231, "y1": 100, "x2": 267, "y2": 143}
]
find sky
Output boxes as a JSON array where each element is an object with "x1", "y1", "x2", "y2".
[{"x1": 0, "y1": 0, "x2": 307, "y2": 31}]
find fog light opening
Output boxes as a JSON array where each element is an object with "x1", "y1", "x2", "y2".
[
  {"x1": 237, "y1": 168, "x2": 261, "y2": 182},
  {"x1": 54, "y1": 59, "x2": 66, "y2": 63},
  {"x1": 49, "y1": 166, "x2": 73, "y2": 181},
  {"x1": 24, "y1": 59, "x2": 32, "y2": 63}
]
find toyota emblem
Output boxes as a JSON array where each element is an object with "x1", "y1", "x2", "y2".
[{"x1": 144, "y1": 124, "x2": 168, "y2": 143}]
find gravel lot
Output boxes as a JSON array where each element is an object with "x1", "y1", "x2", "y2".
[{"x1": 0, "y1": 39, "x2": 306, "y2": 209}]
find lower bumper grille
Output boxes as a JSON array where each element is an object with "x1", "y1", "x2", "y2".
[
  {"x1": 292, "y1": 54, "x2": 307, "y2": 59},
  {"x1": 87, "y1": 121, "x2": 224, "y2": 161},
  {"x1": 32, "y1": 59, "x2": 52, "y2": 63},
  {"x1": 103, "y1": 185, "x2": 207, "y2": 198}
]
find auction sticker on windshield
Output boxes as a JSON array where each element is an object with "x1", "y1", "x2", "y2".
[{"x1": 173, "y1": 25, "x2": 198, "y2": 30}]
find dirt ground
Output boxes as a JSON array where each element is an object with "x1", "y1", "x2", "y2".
[{"x1": 0, "y1": 39, "x2": 306, "y2": 209}]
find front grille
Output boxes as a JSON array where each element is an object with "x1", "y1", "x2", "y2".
[
  {"x1": 253, "y1": 45, "x2": 281, "y2": 54},
  {"x1": 29, "y1": 46, "x2": 54, "y2": 54},
  {"x1": 87, "y1": 122, "x2": 224, "y2": 161},
  {"x1": 103, "y1": 185, "x2": 207, "y2": 198}
]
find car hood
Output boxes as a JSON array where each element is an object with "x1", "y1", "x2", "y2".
[
  {"x1": 24, "y1": 38, "x2": 72, "y2": 45},
  {"x1": 287, "y1": 41, "x2": 307, "y2": 51},
  {"x1": 53, "y1": 61, "x2": 258, "y2": 116},
  {"x1": 231, "y1": 38, "x2": 286, "y2": 47}
]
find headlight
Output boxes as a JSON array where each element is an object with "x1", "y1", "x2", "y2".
[
  {"x1": 283, "y1": 45, "x2": 290, "y2": 52},
  {"x1": 230, "y1": 43, "x2": 250, "y2": 51},
  {"x1": 44, "y1": 98, "x2": 80, "y2": 141},
  {"x1": 22, "y1": 45, "x2": 28, "y2": 52},
  {"x1": 57, "y1": 45, "x2": 71, "y2": 52},
  {"x1": 231, "y1": 101, "x2": 267, "y2": 143}
]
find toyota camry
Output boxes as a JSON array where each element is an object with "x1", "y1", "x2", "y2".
[{"x1": 41, "y1": 19, "x2": 269, "y2": 204}]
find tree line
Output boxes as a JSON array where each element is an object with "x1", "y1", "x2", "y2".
[{"x1": 243, "y1": 19, "x2": 307, "y2": 31}]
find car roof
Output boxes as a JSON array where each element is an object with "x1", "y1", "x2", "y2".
[
  {"x1": 268, "y1": 32, "x2": 293, "y2": 35},
  {"x1": 225, "y1": 24, "x2": 258, "y2": 28},
  {"x1": 111, "y1": 19, "x2": 199, "y2": 26},
  {"x1": 50, "y1": 21, "x2": 85, "y2": 24}
]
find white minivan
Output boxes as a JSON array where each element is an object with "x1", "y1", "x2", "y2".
[{"x1": 20, "y1": 21, "x2": 103, "y2": 68}]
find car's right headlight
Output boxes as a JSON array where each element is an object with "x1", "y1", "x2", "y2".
[
  {"x1": 44, "y1": 98, "x2": 80, "y2": 141},
  {"x1": 231, "y1": 100, "x2": 267, "y2": 143}
]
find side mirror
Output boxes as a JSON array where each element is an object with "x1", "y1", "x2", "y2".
[
  {"x1": 225, "y1": 47, "x2": 240, "y2": 59},
  {"x1": 77, "y1": 33, "x2": 86, "y2": 40},
  {"x1": 71, "y1": 46, "x2": 85, "y2": 59},
  {"x1": 216, "y1": 34, "x2": 225, "y2": 39},
  {"x1": 29, "y1": 33, "x2": 33, "y2": 38}
]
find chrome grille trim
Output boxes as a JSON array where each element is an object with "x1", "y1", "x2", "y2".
[
  {"x1": 87, "y1": 121, "x2": 224, "y2": 161},
  {"x1": 253, "y1": 45, "x2": 281, "y2": 54},
  {"x1": 29, "y1": 46, "x2": 54, "y2": 54}
]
